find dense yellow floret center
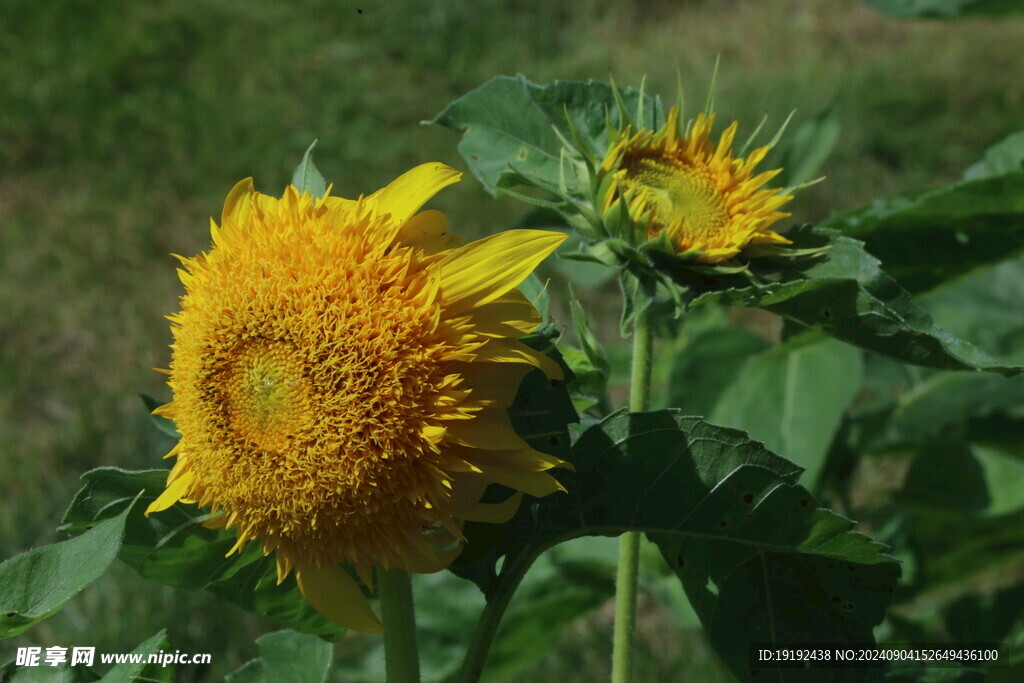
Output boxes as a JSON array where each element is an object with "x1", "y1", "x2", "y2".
[
  {"x1": 621, "y1": 153, "x2": 730, "y2": 244},
  {"x1": 174, "y1": 215, "x2": 461, "y2": 567},
  {"x1": 226, "y1": 341, "x2": 311, "y2": 453}
]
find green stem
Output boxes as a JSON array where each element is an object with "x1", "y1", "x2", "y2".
[
  {"x1": 455, "y1": 551, "x2": 535, "y2": 683},
  {"x1": 379, "y1": 568, "x2": 421, "y2": 683},
  {"x1": 612, "y1": 307, "x2": 653, "y2": 683}
]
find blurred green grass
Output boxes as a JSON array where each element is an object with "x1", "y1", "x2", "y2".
[{"x1": 2, "y1": 0, "x2": 1023, "y2": 679}]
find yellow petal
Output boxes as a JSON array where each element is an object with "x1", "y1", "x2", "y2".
[
  {"x1": 452, "y1": 446, "x2": 569, "y2": 497},
  {"x1": 395, "y1": 209, "x2": 462, "y2": 255},
  {"x1": 461, "y1": 492, "x2": 524, "y2": 524},
  {"x1": 456, "y1": 362, "x2": 532, "y2": 408},
  {"x1": 465, "y1": 290, "x2": 542, "y2": 337},
  {"x1": 368, "y1": 163, "x2": 462, "y2": 225},
  {"x1": 202, "y1": 511, "x2": 228, "y2": 529},
  {"x1": 404, "y1": 542, "x2": 463, "y2": 574},
  {"x1": 221, "y1": 178, "x2": 254, "y2": 226},
  {"x1": 295, "y1": 564, "x2": 385, "y2": 633},
  {"x1": 473, "y1": 338, "x2": 564, "y2": 380},
  {"x1": 474, "y1": 461, "x2": 565, "y2": 498},
  {"x1": 439, "y1": 230, "x2": 566, "y2": 312},
  {"x1": 446, "y1": 409, "x2": 530, "y2": 451},
  {"x1": 144, "y1": 472, "x2": 193, "y2": 516}
]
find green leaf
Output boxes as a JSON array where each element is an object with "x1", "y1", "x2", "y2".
[
  {"x1": 666, "y1": 325, "x2": 771, "y2": 416},
  {"x1": 451, "y1": 410, "x2": 899, "y2": 681},
  {"x1": 856, "y1": 371, "x2": 1024, "y2": 454},
  {"x1": 710, "y1": 333, "x2": 863, "y2": 491},
  {"x1": 224, "y1": 631, "x2": 332, "y2": 683},
  {"x1": 256, "y1": 630, "x2": 332, "y2": 683},
  {"x1": 921, "y1": 250, "x2": 1024, "y2": 363},
  {"x1": 99, "y1": 630, "x2": 173, "y2": 683},
  {"x1": 0, "y1": 495, "x2": 137, "y2": 638},
  {"x1": 866, "y1": 0, "x2": 1024, "y2": 17},
  {"x1": 138, "y1": 394, "x2": 178, "y2": 438},
  {"x1": 769, "y1": 105, "x2": 840, "y2": 189},
  {"x1": 970, "y1": 438, "x2": 1024, "y2": 517},
  {"x1": 482, "y1": 546, "x2": 614, "y2": 681},
  {"x1": 506, "y1": 326, "x2": 578, "y2": 463},
  {"x1": 899, "y1": 440, "x2": 991, "y2": 513},
  {"x1": 60, "y1": 468, "x2": 344, "y2": 639},
  {"x1": 822, "y1": 160, "x2": 1024, "y2": 295},
  {"x1": 552, "y1": 233, "x2": 616, "y2": 289},
  {"x1": 565, "y1": 287, "x2": 610, "y2": 414},
  {"x1": 429, "y1": 75, "x2": 662, "y2": 196},
  {"x1": 1, "y1": 664, "x2": 97, "y2": 683},
  {"x1": 845, "y1": 255, "x2": 1024, "y2": 454},
  {"x1": 290, "y1": 140, "x2": 327, "y2": 199},
  {"x1": 964, "y1": 131, "x2": 1024, "y2": 181},
  {"x1": 516, "y1": 272, "x2": 551, "y2": 321},
  {"x1": 686, "y1": 225, "x2": 1022, "y2": 376}
]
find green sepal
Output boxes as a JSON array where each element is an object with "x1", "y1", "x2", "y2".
[
  {"x1": 290, "y1": 140, "x2": 327, "y2": 200},
  {"x1": 565, "y1": 287, "x2": 610, "y2": 416}
]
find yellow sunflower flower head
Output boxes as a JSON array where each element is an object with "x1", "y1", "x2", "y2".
[
  {"x1": 146, "y1": 163, "x2": 570, "y2": 633},
  {"x1": 599, "y1": 106, "x2": 794, "y2": 264}
]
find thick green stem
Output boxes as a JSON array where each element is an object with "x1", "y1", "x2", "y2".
[
  {"x1": 612, "y1": 307, "x2": 653, "y2": 683},
  {"x1": 379, "y1": 568, "x2": 421, "y2": 683}
]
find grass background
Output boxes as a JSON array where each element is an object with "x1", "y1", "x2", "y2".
[{"x1": 2, "y1": 0, "x2": 1023, "y2": 680}]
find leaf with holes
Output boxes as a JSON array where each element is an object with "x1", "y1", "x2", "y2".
[
  {"x1": 680, "y1": 225, "x2": 1022, "y2": 376},
  {"x1": 450, "y1": 410, "x2": 899, "y2": 682}
]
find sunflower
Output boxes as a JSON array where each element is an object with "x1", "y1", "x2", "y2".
[
  {"x1": 146, "y1": 163, "x2": 569, "y2": 632},
  {"x1": 600, "y1": 107, "x2": 793, "y2": 264}
]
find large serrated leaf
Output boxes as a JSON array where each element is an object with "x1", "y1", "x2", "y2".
[
  {"x1": 685, "y1": 225, "x2": 1022, "y2": 376},
  {"x1": 429, "y1": 75, "x2": 662, "y2": 196},
  {"x1": 822, "y1": 158, "x2": 1024, "y2": 295},
  {"x1": 450, "y1": 410, "x2": 899, "y2": 681}
]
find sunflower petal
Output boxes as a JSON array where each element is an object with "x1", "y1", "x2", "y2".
[
  {"x1": 144, "y1": 472, "x2": 193, "y2": 516},
  {"x1": 296, "y1": 564, "x2": 385, "y2": 633},
  {"x1": 404, "y1": 542, "x2": 462, "y2": 574},
  {"x1": 395, "y1": 209, "x2": 462, "y2": 255},
  {"x1": 446, "y1": 409, "x2": 530, "y2": 450},
  {"x1": 369, "y1": 163, "x2": 462, "y2": 225},
  {"x1": 221, "y1": 178, "x2": 254, "y2": 226},
  {"x1": 456, "y1": 362, "x2": 532, "y2": 407},
  {"x1": 465, "y1": 289, "x2": 542, "y2": 337},
  {"x1": 461, "y1": 492, "x2": 523, "y2": 524},
  {"x1": 473, "y1": 338, "x2": 564, "y2": 380},
  {"x1": 475, "y1": 461, "x2": 566, "y2": 497},
  {"x1": 439, "y1": 230, "x2": 566, "y2": 312}
]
